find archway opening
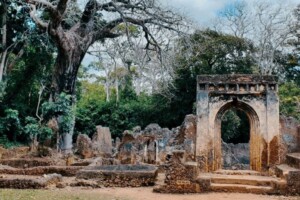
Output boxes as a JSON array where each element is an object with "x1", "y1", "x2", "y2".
[{"x1": 221, "y1": 108, "x2": 250, "y2": 170}]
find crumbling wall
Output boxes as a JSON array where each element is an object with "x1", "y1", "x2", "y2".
[
  {"x1": 76, "y1": 165, "x2": 158, "y2": 187},
  {"x1": 279, "y1": 116, "x2": 300, "y2": 163},
  {"x1": 153, "y1": 151, "x2": 204, "y2": 193},
  {"x1": 75, "y1": 126, "x2": 113, "y2": 158},
  {"x1": 116, "y1": 115, "x2": 197, "y2": 165},
  {"x1": 222, "y1": 141, "x2": 250, "y2": 170}
]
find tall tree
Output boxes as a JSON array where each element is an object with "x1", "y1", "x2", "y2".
[
  {"x1": 287, "y1": 4, "x2": 300, "y2": 85},
  {"x1": 215, "y1": 0, "x2": 294, "y2": 75},
  {"x1": 152, "y1": 30, "x2": 257, "y2": 128},
  {"x1": 26, "y1": 0, "x2": 183, "y2": 151}
]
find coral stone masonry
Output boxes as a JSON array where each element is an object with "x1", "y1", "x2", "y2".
[{"x1": 196, "y1": 75, "x2": 280, "y2": 172}]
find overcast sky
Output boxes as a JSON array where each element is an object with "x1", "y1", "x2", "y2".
[
  {"x1": 83, "y1": 0, "x2": 299, "y2": 66},
  {"x1": 161, "y1": 0, "x2": 299, "y2": 26}
]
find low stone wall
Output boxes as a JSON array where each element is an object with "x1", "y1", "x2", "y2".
[
  {"x1": 76, "y1": 164, "x2": 158, "y2": 187},
  {"x1": 0, "y1": 174, "x2": 62, "y2": 189},
  {"x1": 0, "y1": 158, "x2": 53, "y2": 168},
  {"x1": 0, "y1": 165, "x2": 83, "y2": 176},
  {"x1": 0, "y1": 147, "x2": 30, "y2": 159}
]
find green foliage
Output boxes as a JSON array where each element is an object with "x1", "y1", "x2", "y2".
[
  {"x1": 0, "y1": 109, "x2": 22, "y2": 143},
  {"x1": 76, "y1": 92, "x2": 154, "y2": 138},
  {"x1": 3, "y1": 35, "x2": 54, "y2": 118},
  {"x1": 279, "y1": 82, "x2": 300, "y2": 120},
  {"x1": 0, "y1": 82, "x2": 6, "y2": 102},
  {"x1": 42, "y1": 93, "x2": 74, "y2": 135},
  {"x1": 24, "y1": 117, "x2": 52, "y2": 144},
  {"x1": 221, "y1": 109, "x2": 250, "y2": 144},
  {"x1": 77, "y1": 81, "x2": 106, "y2": 105},
  {"x1": 179, "y1": 29, "x2": 257, "y2": 74},
  {"x1": 283, "y1": 54, "x2": 300, "y2": 86},
  {"x1": 151, "y1": 29, "x2": 257, "y2": 128}
]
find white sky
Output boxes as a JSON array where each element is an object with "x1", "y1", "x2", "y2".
[
  {"x1": 82, "y1": 0, "x2": 300, "y2": 66},
  {"x1": 160, "y1": 0, "x2": 299, "y2": 26}
]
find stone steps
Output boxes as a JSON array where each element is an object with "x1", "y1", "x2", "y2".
[
  {"x1": 210, "y1": 183, "x2": 273, "y2": 194},
  {"x1": 286, "y1": 153, "x2": 300, "y2": 169},
  {"x1": 199, "y1": 173, "x2": 278, "y2": 186},
  {"x1": 275, "y1": 164, "x2": 300, "y2": 179},
  {"x1": 213, "y1": 169, "x2": 260, "y2": 176},
  {"x1": 197, "y1": 172, "x2": 283, "y2": 194}
]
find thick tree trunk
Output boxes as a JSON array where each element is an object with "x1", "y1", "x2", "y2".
[
  {"x1": 52, "y1": 45, "x2": 87, "y2": 153},
  {"x1": 52, "y1": 48, "x2": 85, "y2": 95}
]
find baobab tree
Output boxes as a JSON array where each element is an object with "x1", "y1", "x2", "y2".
[{"x1": 26, "y1": 0, "x2": 184, "y2": 151}]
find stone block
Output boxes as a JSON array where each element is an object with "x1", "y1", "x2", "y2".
[{"x1": 92, "y1": 126, "x2": 112, "y2": 155}]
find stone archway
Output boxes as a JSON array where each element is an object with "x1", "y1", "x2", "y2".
[
  {"x1": 214, "y1": 100, "x2": 260, "y2": 171},
  {"x1": 196, "y1": 75, "x2": 280, "y2": 172}
]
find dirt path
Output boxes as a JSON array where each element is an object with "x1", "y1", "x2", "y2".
[
  {"x1": 82, "y1": 187, "x2": 299, "y2": 200},
  {"x1": 1, "y1": 187, "x2": 299, "y2": 200}
]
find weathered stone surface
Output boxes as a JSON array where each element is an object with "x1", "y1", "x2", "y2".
[
  {"x1": 222, "y1": 142, "x2": 249, "y2": 170},
  {"x1": 117, "y1": 125, "x2": 165, "y2": 165},
  {"x1": 116, "y1": 116, "x2": 198, "y2": 166},
  {"x1": 0, "y1": 158, "x2": 53, "y2": 168},
  {"x1": 70, "y1": 180, "x2": 100, "y2": 188},
  {"x1": 173, "y1": 115, "x2": 197, "y2": 162},
  {"x1": 76, "y1": 134, "x2": 93, "y2": 159},
  {"x1": 0, "y1": 165, "x2": 83, "y2": 176},
  {"x1": 0, "y1": 174, "x2": 62, "y2": 189},
  {"x1": 92, "y1": 126, "x2": 112, "y2": 156},
  {"x1": 154, "y1": 151, "x2": 202, "y2": 193},
  {"x1": 76, "y1": 164, "x2": 158, "y2": 187},
  {"x1": 197, "y1": 173, "x2": 286, "y2": 194},
  {"x1": 196, "y1": 75, "x2": 280, "y2": 172},
  {"x1": 0, "y1": 146, "x2": 30, "y2": 159},
  {"x1": 279, "y1": 116, "x2": 300, "y2": 162},
  {"x1": 88, "y1": 157, "x2": 119, "y2": 166},
  {"x1": 286, "y1": 153, "x2": 300, "y2": 169},
  {"x1": 286, "y1": 170, "x2": 300, "y2": 195},
  {"x1": 275, "y1": 151, "x2": 300, "y2": 195}
]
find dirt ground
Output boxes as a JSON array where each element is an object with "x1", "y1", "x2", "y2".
[{"x1": 0, "y1": 187, "x2": 299, "y2": 200}]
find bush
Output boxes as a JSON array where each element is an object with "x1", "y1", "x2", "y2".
[
  {"x1": 0, "y1": 109, "x2": 22, "y2": 143},
  {"x1": 279, "y1": 82, "x2": 300, "y2": 120},
  {"x1": 24, "y1": 116, "x2": 52, "y2": 145}
]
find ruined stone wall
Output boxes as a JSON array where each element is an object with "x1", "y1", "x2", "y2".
[
  {"x1": 76, "y1": 165, "x2": 158, "y2": 187},
  {"x1": 75, "y1": 126, "x2": 113, "y2": 159},
  {"x1": 153, "y1": 151, "x2": 203, "y2": 193},
  {"x1": 279, "y1": 116, "x2": 300, "y2": 163},
  {"x1": 222, "y1": 142, "x2": 250, "y2": 170},
  {"x1": 116, "y1": 115, "x2": 197, "y2": 166}
]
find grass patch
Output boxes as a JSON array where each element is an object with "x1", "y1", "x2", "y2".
[{"x1": 0, "y1": 189, "x2": 122, "y2": 200}]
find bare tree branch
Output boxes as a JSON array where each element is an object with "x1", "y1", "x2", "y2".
[
  {"x1": 27, "y1": 0, "x2": 56, "y2": 12},
  {"x1": 29, "y1": 5, "x2": 48, "y2": 30}
]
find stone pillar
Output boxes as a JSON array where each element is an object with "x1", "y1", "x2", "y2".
[
  {"x1": 196, "y1": 87, "x2": 211, "y2": 171},
  {"x1": 92, "y1": 126, "x2": 113, "y2": 156},
  {"x1": 266, "y1": 88, "x2": 280, "y2": 167}
]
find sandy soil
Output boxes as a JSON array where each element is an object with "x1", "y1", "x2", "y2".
[
  {"x1": 79, "y1": 187, "x2": 299, "y2": 200},
  {"x1": 2, "y1": 187, "x2": 298, "y2": 200}
]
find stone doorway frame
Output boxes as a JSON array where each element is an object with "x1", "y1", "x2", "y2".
[{"x1": 196, "y1": 75, "x2": 280, "y2": 172}]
